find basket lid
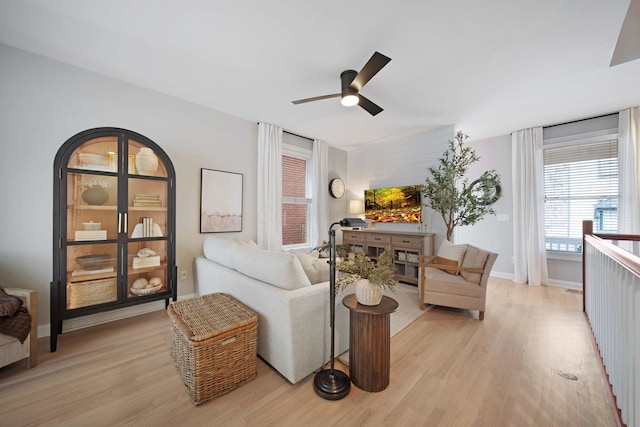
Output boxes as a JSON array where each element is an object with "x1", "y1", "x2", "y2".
[{"x1": 169, "y1": 293, "x2": 256, "y2": 342}]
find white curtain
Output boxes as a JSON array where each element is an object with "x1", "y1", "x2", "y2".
[
  {"x1": 618, "y1": 107, "x2": 640, "y2": 242},
  {"x1": 257, "y1": 122, "x2": 283, "y2": 251},
  {"x1": 310, "y1": 139, "x2": 329, "y2": 247},
  {"x1": 512, "y1": 127, "x2": 548, "y2": 285}
]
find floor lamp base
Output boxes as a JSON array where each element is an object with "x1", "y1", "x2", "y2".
[{"x1": 313, "y1": 369, "x2": 351, "y2": 400}]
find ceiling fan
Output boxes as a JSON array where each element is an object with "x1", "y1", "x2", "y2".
[
  {"x1": 292, "y1": 51, "x2": 391, "y2": 116},
  {"x1": 610, "y1": 0, "x2": 640, "y2": 66}
]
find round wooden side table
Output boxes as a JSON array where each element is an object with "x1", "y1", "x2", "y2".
[{"x1": 342, "y1": 294, "x2": 398, "y2": 392}]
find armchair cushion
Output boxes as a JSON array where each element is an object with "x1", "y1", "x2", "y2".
[
  {"x1": 436, "y1": 240, "x2": 467, "y2": 275},
  {"x1": 424, "y1": 268, "x2": 486, "y2": 298},
  {"x1": 460, "y1": 246, "x2": 489, "y2": 283}
]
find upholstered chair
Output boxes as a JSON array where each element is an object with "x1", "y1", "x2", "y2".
[
  {"x1": 0, "y1": 287, "x2": 37, "y2": 369},
  {"x1": 419, "y1": 245, "x2": 497, "y2": 320}
]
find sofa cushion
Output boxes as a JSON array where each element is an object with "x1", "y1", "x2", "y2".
[
  {"x1": 436, "y1": 240, "x2": 467, "y2": 275},
  {"x1": 291, "y1": 250, "x2": 330, "y2": 284},
  {"x1": 234, "y1": 245, "x2": 312, "y2": 290},
  {"x1": 203, "y1": 236, "x2": 240, "y2": 269},
  {"x1": 460, "y1": 245, "x2": 489, "y2": 283}
]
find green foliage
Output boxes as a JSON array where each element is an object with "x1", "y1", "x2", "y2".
[
  {"x1": 422, "y1": 131, "x2": 500, "y2": 241},
  {"x1": 312, "y1": 241, "x2": 347, "y2": 258},
  {"x1": 335, "y1": 247, "x2": 397, "y2": 292}
]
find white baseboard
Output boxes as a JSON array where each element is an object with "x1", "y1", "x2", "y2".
[
  {"x1": 490, "y1": 271, "x2": 581, "y2": 291},
  {"x1": 490, "y1": 271, "x2": 514, "y2": 280},
  {"x1": 38, "y1": 293, "x2": 196, "y2": 338},
  {"x1": 546, "y1": 279, "x2": 582, "y2": 291}
]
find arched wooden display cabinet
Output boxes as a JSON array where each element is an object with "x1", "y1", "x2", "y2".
[{"x1": 51, "y1": 127, "x2": 176, "y2": 351}]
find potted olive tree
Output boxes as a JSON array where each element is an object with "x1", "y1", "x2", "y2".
[{"x1": 422, "y1": 131, "x2": 501, "y2": 241}]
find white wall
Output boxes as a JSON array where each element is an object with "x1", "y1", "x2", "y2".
[
  {"x1": 457, "y1": 133, "x2": 583, "y2": 286},
  {"x1": 455, "y1": 134, "x2": 514, "y2": 277},
  {"x1": 0, "y1": 44, "x2": 348, "y2": 332},
  {"x1": 347, "y1": 125, "x2": 454, "y2": 251}
]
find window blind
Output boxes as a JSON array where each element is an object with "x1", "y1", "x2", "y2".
[{"x1": 543, "y1": 139, "x2": 618, "y2": 252}]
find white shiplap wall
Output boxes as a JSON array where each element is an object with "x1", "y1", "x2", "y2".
[{"x1": 347, "y1": 125, "x2": 454, "y2": 249}]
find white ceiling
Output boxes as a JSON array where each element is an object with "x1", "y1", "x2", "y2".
[{"x1": 1, "y1": 0, "x2": 639, "y2": 150}]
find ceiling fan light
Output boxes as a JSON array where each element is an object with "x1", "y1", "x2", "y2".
[{"x1": 341, "y1": 94, "x2": 359, "y2": 107}]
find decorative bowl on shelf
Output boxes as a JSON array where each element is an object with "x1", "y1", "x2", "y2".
[
  {"x1": 131, "y1": 284, "x2": 163, "y2": 296},
  {"x1": 76, "y1": 254, "x2": 112, "y2": 270}
]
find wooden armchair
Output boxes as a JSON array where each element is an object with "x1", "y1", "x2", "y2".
[
  {"x1": 419, "y1": 245, "x2": 497, "y2": 320},
  {"x1": 0, "y1": 287, "x2": 37, "y2": 368}
]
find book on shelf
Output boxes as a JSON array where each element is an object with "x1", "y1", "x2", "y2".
[
  {"x1": 133, "y1": 193, "x2": 162, "y2": 207},
  {"x1": 133, "y1": 200, "x2": 162, "y2": 207},
  {"x1": 74, "y1": 230, "x2": 107, "y2": 241},
  {"x1": 141, "y1": 217, "x2": 155, "y2": 237},
  {"x1": 134, "y1": 193, "x2": 160, "y2": 199},
  {"x1": 132, "y1": 255, "x2": 161, "y2": 269}
]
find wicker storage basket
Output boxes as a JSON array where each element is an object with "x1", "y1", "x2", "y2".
[
  {"x1": 167, "y1": 293, "x2": 258, "y2": 405},
  {"x1": 67, "y1": 278, "x2": 117, "y2": 309}
]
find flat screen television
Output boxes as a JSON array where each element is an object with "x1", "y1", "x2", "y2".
[{"x1": 364, "y1": 185, "x2": 422, "y2": 223}]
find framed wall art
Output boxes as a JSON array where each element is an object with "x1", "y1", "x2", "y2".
[{"x1": 200, "y1": 168, "x2": 243, "y2": 233}]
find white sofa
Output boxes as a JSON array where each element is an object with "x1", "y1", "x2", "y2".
[{"x1": 194, "y1": 236, "x2": 352, "y2": 384}]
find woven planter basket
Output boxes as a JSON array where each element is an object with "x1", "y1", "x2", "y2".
[{"x1": 355, "y1": 278, "x2": 383, "y2": 306}]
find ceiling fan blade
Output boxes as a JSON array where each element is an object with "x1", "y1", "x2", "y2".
[
  {"x1": 610, "y1": 0, "x2": 640, "y2": 66},
  {"x1": 358, "y1": 94, "x2": 383, "y2": 116},
  {"x1": 350, "y1": 51, "x2": 391, "y2": 91},
  {"x1": 291, "y1": 93, "x2": 341, "y2": 104}
]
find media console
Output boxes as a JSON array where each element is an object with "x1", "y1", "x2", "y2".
[{"x1": 342, "y1": 229, "x2": 434, "y2": 285}]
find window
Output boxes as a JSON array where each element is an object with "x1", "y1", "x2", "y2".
[
  {"x1": 282, "y1": 136, "x2": 313, "y2": 248},
  {"x1": 544, "y1": 137, "x2": 618, "y2": 252}
]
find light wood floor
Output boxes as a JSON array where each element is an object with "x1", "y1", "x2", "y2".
[{"x1": 0, "y1": 278, "x2": 617, "y2": 426}]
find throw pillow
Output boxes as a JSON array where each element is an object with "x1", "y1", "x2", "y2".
[
  {"x1": 234, "y1": 245, "x2": 312, "y2": 290},
  {"x1": 237, "y1": 239, "x2": 258, "y2": 247},
  {"x1": 0, "y1": 288, "x2": 22, "y2": 317},
  {"x1": 436, "y1": 240, "x2": 467, "y2": 275},
  {"x1": 314, "y1": 257, "x2": 330, "y2": 283},
  {"x1": 291, "y1": 250, "x2": 330, "y2": 284},
  {"x1": 460, "y1": 245, "x2": 489, "y2": 283},
  {"x1": 291, "y1": 250, "x2": 317, "y2": 283}
]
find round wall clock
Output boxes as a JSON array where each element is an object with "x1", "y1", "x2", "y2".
[
  {"x1": 329, "y1": 178, "x2": 345, "y2": 198},
  {"x1": 470, "y1": 178, "x2": 501, "y2": 206}
]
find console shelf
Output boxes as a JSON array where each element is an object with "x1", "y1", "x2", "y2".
[{"x1": 342, "y1": 229, "x2": 434, "y2": 285}]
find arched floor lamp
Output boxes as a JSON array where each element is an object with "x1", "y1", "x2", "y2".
[{"x1": 313, "y1": 217, "x2": 366, "y2": 400}]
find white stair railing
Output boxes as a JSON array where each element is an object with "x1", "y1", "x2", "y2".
[{"x1": 583, "y1": 220, "x2": 640, "y2": 427}]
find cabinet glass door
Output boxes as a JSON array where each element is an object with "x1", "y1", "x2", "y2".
[
  {"x1": 126, "y1": 139, "x2": 169, "y2": 299},
  {"x1": 65, "y1": 136, "x2": 119, "y2": 310}
]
